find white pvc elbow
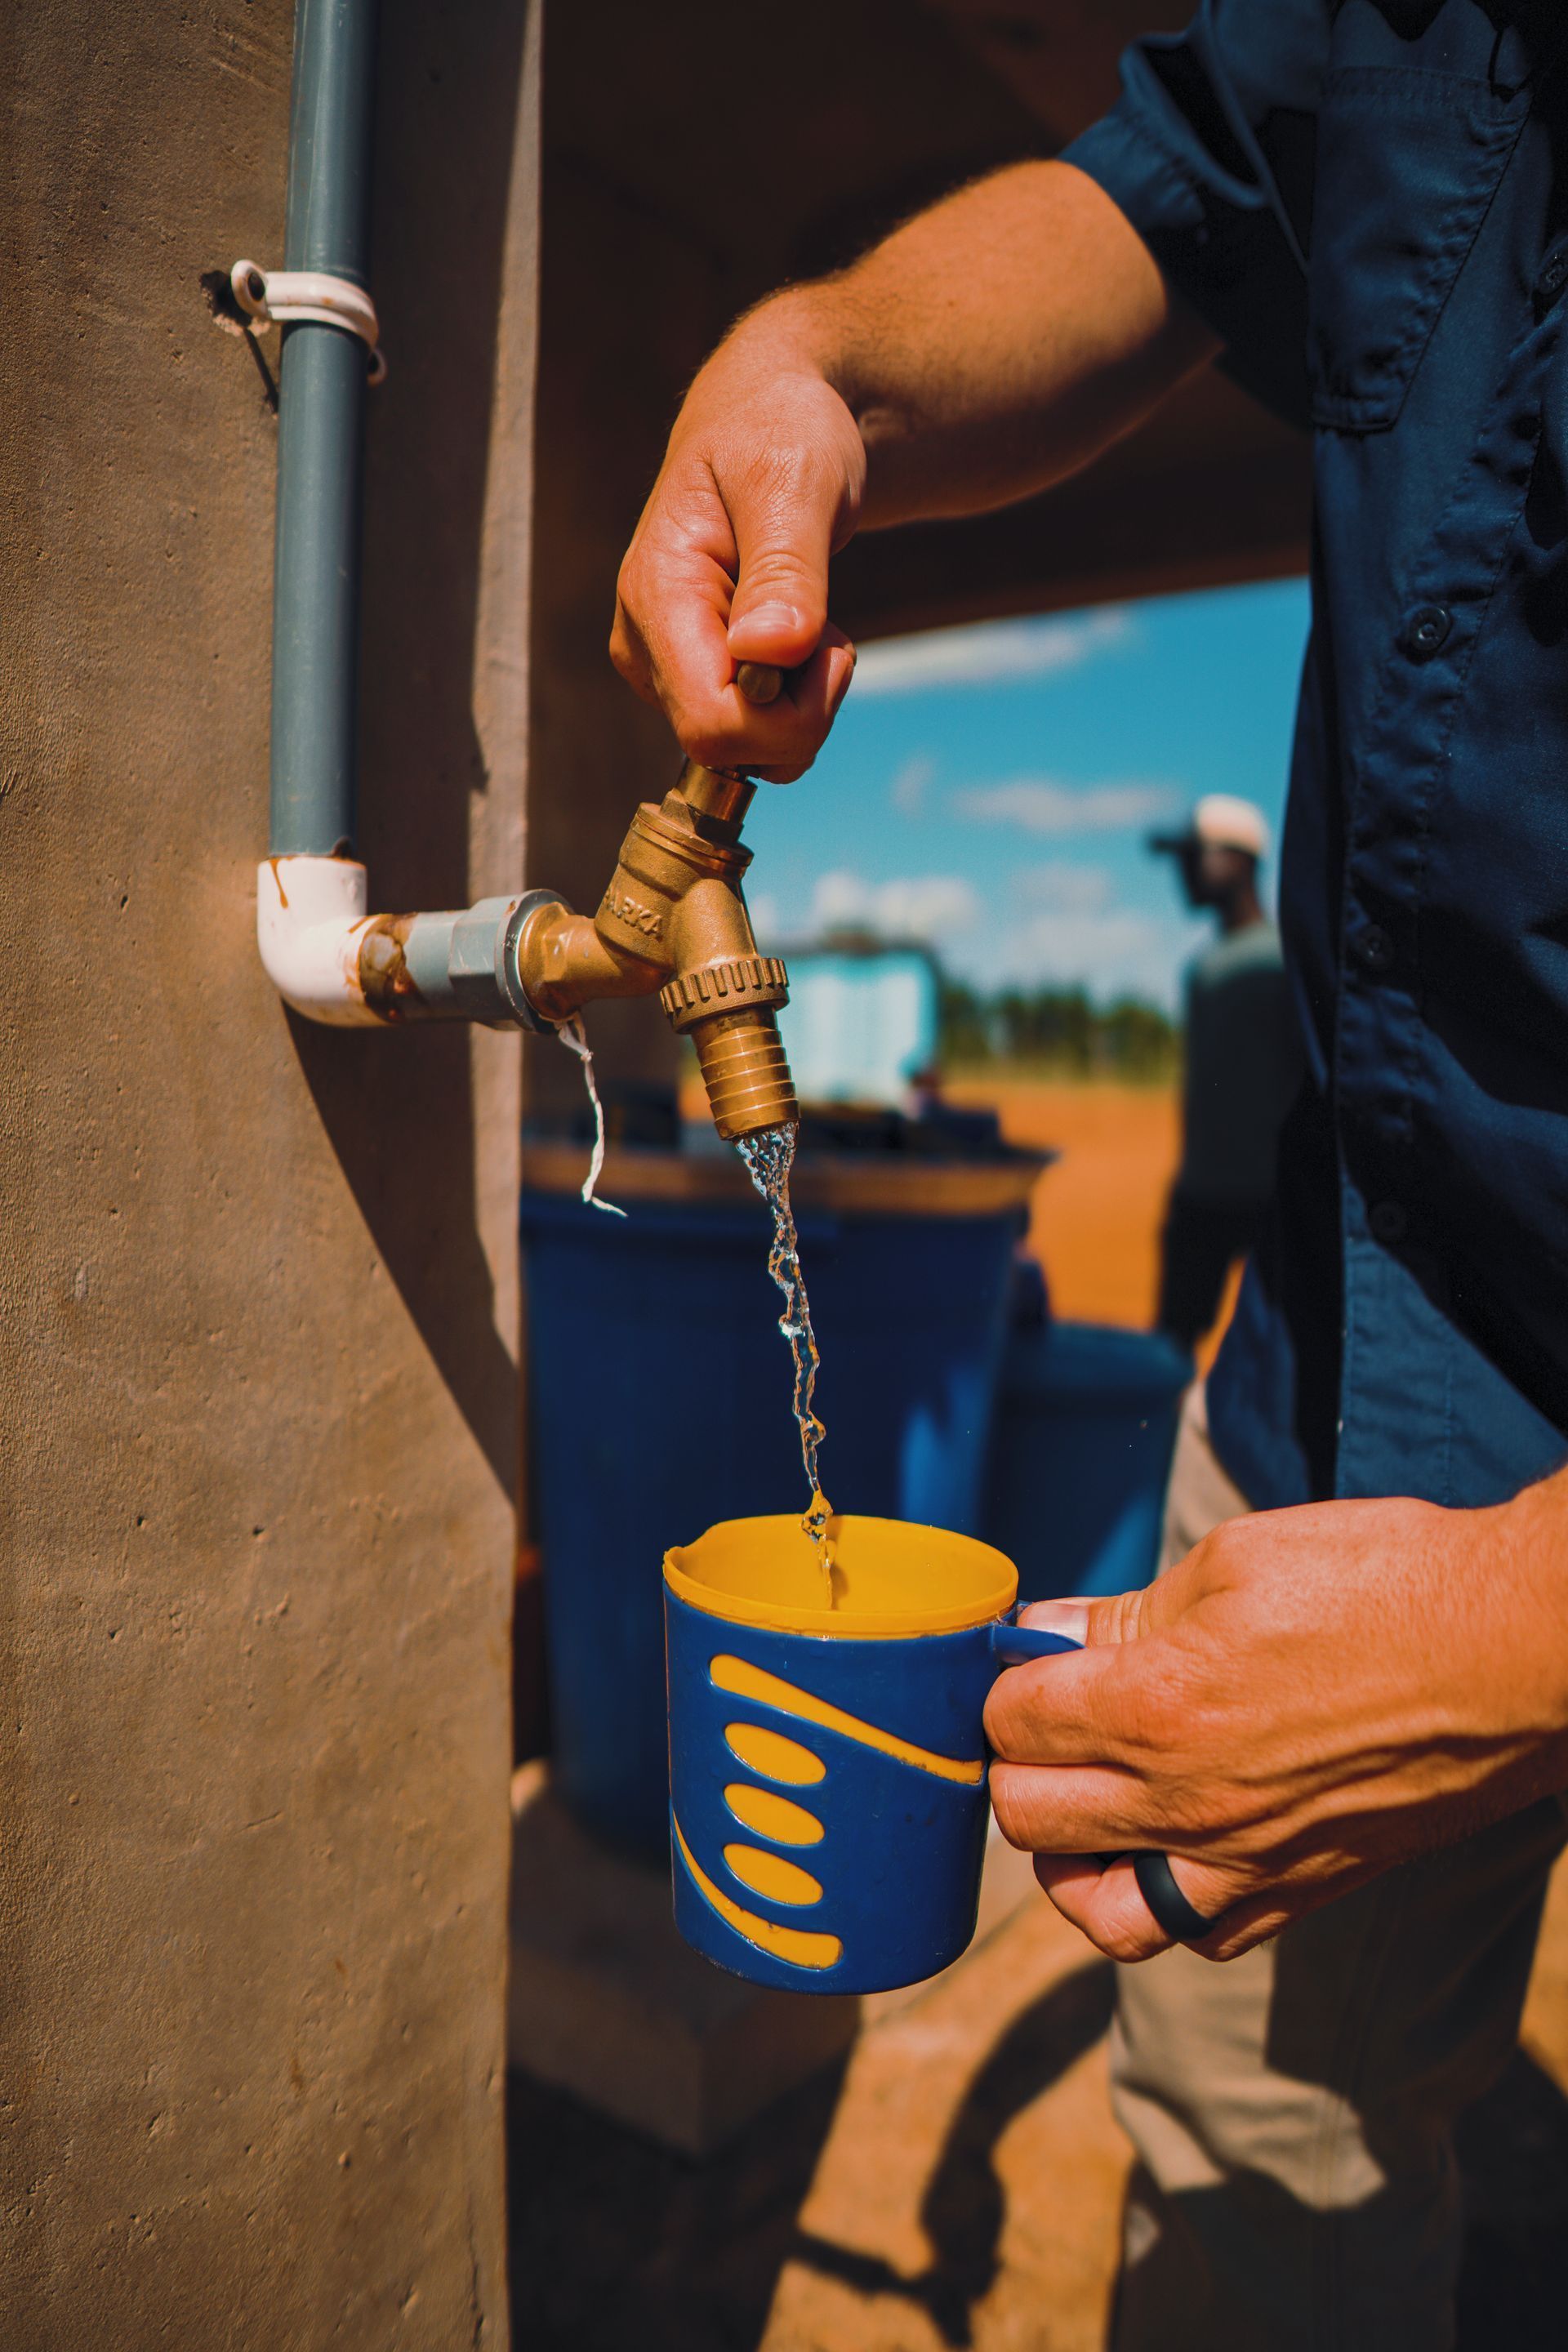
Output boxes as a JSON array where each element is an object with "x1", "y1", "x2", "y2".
[{"x1": 256, "y1": 854, "x2": 383, "y2": 1026}]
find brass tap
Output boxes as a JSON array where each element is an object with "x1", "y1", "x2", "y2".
[{"x1": 513, "y1": 756, "x2": 800, "y2": 1142}]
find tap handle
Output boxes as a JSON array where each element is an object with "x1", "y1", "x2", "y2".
[{"x1": 735, "y1": 661, "x2": 785, "y2": 706}]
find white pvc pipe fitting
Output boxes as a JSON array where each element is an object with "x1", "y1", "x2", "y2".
[{"x1": 256, "y1": 854, "x2": 382, "y2": 1026}]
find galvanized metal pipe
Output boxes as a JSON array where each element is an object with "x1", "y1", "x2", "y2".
[{"x1": 269, "y1": 0, "x2": 378, "y2": 857}]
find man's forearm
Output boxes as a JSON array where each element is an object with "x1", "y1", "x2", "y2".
[
  {"x1": 688, "y1": 161, "x2": 1218, "y2": 531},
  {"x1": 612, "y1": 158, "x2": 1218, "y2": 775}
]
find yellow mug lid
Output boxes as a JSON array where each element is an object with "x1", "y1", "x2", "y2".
[{"x1": 664, "y1": 1512, "x2": 1018, "y2": 1639}]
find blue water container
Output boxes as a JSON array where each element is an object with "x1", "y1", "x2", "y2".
[
  {"x1": 983, "y1": 1317, "x2": 1192, "y2": 1602},
  {"x1": 520, "y1": 1137, "x2": 1041, "y2": 1860}
]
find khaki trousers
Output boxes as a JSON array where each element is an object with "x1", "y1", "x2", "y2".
[{"x1": 1109, "y1": 1383, "x2": 1566, "y2": 2352}]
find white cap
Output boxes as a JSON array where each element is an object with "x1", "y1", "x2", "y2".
[{"x1": 1152, "y1": 794, "x2": 1269, "y2": 861}]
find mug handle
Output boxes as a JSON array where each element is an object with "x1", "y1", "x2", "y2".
[
  {"x1": 987, "y1": 1607, "x2": 1229, "y2": 1946},
  {"x1": 989, "y1": 1614, "x2": 1083, "y2": 1667}
]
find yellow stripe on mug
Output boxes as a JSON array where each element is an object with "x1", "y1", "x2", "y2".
[
  {"x1": 724, "y1": 1784, "x2": 825, "y2": 1846},
  {"x1": 723, "y1": 1722, "x2": 826, "y2": 1786},
  {"x1": 710, "y1": 1654, "x2": 985, "y2": 1786},
  {"x1": 673, "y1": 1820, "x2": 842, "y2": 1971},
  {"x1": 723, "y1": 1845, "x2": 824, "y2": 1905}
]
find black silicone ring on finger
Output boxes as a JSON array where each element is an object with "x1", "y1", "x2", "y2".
[{"x1": 1133, "y1": 1850, "x2": 1227, "y2": 1944}]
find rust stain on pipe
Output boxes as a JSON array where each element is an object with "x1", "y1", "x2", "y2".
[{"x1": 358, "y1": 912, "x2": 423, "y2": 1021}]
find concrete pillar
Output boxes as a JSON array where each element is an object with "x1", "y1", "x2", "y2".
[{"x1": 0, "y1": 0, "x2": 537, "y2": 2339}]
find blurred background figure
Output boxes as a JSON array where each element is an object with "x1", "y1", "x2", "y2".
[{"x1": 1149, "y1": 795, "x2": 1301, "y2": 1352}]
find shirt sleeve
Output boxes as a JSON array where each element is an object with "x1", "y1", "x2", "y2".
[{"x1": 1059, "y1": 0, "x2": 1331, "y2": 428}]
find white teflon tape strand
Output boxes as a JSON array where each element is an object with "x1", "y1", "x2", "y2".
[{"x1": 556, "y1": 1017, "x2": 626, "y2": 1218}]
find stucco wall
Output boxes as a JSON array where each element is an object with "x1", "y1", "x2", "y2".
[{"x1": 0, "y1": 0, "x2": 535, "y2": 2340}]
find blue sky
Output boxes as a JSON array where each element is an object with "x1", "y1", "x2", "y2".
[{"x1": 742, "y1": 576, "x2": 1312, "y2": 1013}]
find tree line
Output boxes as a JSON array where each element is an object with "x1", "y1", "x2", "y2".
[{"x1": 939, "y1": 980, "x2": 1178, "y2": 1081}]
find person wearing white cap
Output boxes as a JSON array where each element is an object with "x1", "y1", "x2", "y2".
[{"x1": 1147, "y1": 797, "x2": 1302, "y2": 1352}]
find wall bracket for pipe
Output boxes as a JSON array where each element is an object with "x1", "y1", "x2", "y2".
[{"x1": 232, "y1": 258, "x2": 385, "y2": 381}]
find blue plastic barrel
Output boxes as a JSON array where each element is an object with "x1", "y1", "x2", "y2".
[
  {"x1": 520, "y1": 1141, "x2": 1040, "y2": 1860},
  {"x1": 983, "y1": 1318, "x2": 1192, "y2": 1603}
]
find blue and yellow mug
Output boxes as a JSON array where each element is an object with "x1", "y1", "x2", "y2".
[{"x1": 663, "y1": 1512, "x2": 1076, "y2": 1996}]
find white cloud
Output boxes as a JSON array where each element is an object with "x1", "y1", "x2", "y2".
[
  {"x1": 811, "y1": 868, "x2": 981, "y2": 942},
  {"x1": 791, "y1": 860, "x2": 1205, "y2": 1004},
  {"x1": 1016, "y1": 862, "x2": 1115, "y2": 913},
  {"x1": 889, "y1": 753, "x2": 937, "y2": 817},
  {"x1": 955, "y1": 904, "x2": 1207, "y2": 1010},
  {"x1": 955, "y1": 777, "x2": 1183, "y2": 835},
  {"x1": 851, "y1": 608, "x2": 1134, "y2": 698},
  {"x1": 1016, "y1": 908, "x2": 1166, "y2": 984}
]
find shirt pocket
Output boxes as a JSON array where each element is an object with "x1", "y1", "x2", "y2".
[{"x1": 1307, "y1": 66, "x2": 1525, "y2": 433}]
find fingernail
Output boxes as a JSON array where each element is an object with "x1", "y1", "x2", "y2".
[
  {"x1": 1018, "y1": 1600, "x2": 1091, "y2": 1644},
  {"x1": 732, "y1": 603, "x2": 801, "y2": 639}
]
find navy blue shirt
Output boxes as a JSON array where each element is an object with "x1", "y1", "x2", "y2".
[{"x1": 1065, "y1": 0, "x2": 1568, "y2": 1512}]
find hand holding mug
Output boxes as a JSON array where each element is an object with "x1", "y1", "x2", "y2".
[{"x1": 987, "y1": 1478, "x2": 1568, "y2": 1962}]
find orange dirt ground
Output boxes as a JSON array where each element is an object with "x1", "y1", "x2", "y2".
[
  {"x1": 510, "y1": 1080, "x2": 1568, "y2": 2351},
  {"x1": 944, "y1": 1074, "x2": 1239, "y2": 1368},
  {"x1": 946, "y1": 1075, "x2": 1181, "y2": 1330}
]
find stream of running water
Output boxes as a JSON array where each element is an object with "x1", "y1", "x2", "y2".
[
  {"x1": 561, "y1": 1019, "x2": 832, "y2": 1600},
  {"x1": 736, "y1": 1124, "x2": 836, "y2": 1603}
]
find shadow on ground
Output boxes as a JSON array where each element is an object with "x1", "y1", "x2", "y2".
[
  {"x1": 786, "y1": 1962, "x2": 1115, "y2": 2349},
  {"x1": 1455, "y1": 2046, "x2": 1568, "y2": 2348},
  {"x1": 506, "y1": 1962, "x2": 1112, "y2": 2351},
  {"x1": 508, "y1": 1987, "x2": 1568, "y2": 2351},
  {"x1": 507, "y1": 2055, "x2": 851, "y2": 2352}
]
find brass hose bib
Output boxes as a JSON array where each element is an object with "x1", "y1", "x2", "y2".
[
  {"x1": 512, "y1": 758, "x2": 800, "y2": 1142},
  {"x1": 659, "y1": 953, "x2": 794, "y2": 1143}
]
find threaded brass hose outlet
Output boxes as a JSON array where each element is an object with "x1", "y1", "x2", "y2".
[{"x1": 689, "y1": 1009, "x2": 799, "y2": 1140}]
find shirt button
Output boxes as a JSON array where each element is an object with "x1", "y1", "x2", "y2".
[
  {"x1": 1539, "y1": 247, "x2": 1568, "y2": 306},
  {"x1": 1370, "y1": 1199, "x2": 1408, "y2": 1244},
  {"x1": 1353, "y1": 924, "x2": 1396, "y2": 974},
  {"x1": 1403, "y1": 605, "x2": 1452, "y2": 659}
]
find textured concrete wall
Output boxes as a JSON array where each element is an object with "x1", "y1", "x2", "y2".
[{"x1": 0, "y1": 0, "x2": 535, "y2": 2341}]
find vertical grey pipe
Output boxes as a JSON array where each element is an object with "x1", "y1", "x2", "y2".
[{"x1": 269, "y1": 0, "x2": 379, "y2": 857}]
